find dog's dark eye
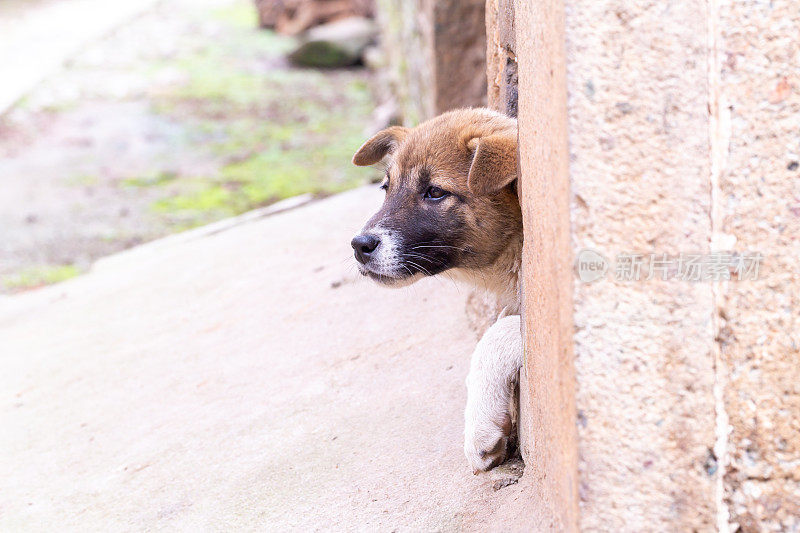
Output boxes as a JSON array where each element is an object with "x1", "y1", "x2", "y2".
[
  {"x1": 380, "y1": 181, "x2": 389, "y2": 191},
  {"x1": 424, "y1": 186, "x2": 448, "y2": 200}
]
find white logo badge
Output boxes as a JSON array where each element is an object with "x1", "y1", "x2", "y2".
[{"x1": 576, "y1": 249, "x2": 608, "y2": 283}]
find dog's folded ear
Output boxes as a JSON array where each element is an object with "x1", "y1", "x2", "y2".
[
  {"x1": 466, "y1": 133, "x2": 518, "y2": 195},
  {"x1": 352, "y1": 126, "x2": 409, "y2": 166}
]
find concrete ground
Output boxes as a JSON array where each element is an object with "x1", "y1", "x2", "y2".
[{"x1": 0, "y1": 187, "x2": 528, "y2": 531}]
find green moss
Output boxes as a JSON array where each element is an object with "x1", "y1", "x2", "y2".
[
  {"x1": 152, "y1": 184, "x2": 235, "y2": 214},
  {"x1": 142, "y1": 0, "x2": 376, "y2": 226},
  {"x1": 289, "y1": 42, "x2": 354, "y2": 68},
  {"x1": 122, "y1": 171, "x2": 178, "y2": 188},
  {"x1": 3, "y1": 264, "x2": 81, "y2": 290}
]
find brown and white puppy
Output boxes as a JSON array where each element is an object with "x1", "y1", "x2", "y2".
[{"x1": 350, "y1": 108, "x2": 524, "y2": 473}]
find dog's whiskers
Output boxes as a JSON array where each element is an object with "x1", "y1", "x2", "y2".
[
  {"x1": 401, "y1": 253, "x2": 449, "y2": 273},
  {"x1": 402, "y1": 252, "x2": 445, "y2": 264},
  {"x1": 403, "y1": 259, "x2": 433, "y2": 277},
  {"x1": 409, "y1": 242, "x2": 463, "y2": 252}
]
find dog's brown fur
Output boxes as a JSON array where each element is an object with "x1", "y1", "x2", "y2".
[
  {"x1": 352, "y1": 108, "x2": 522, "y2": 311},
  {"x1": 351, "y1": 108, "x2": 524, "y2": 473}
]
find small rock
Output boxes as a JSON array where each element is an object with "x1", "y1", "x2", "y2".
[
  {"x1": 492, "y1": 477, "x2": 519, "y2": 491},
  {"x1": 288, "y1": 17, "x2": 377, "y2": 68},
  {"x1": 490, "y1": 457, "x2": 525, "y2": 490}
]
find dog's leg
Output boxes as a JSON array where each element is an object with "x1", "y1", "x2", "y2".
[{"x1": 463, "y1": 314, "x2": 523, "y2": 473}]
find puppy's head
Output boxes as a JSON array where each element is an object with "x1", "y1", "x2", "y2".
[{"x1": 350, "y1": 108, "x2": 521, "y2": 286}]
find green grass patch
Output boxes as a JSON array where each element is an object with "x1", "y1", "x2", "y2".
[
  {"x1": 3, "y1": 264, "x2": 81, "y2": 291},
  {"x1": 122, "y1": 171, "x2": 178, "y2": 188},
  {"x1": 152, "y1": 183, "x2": 234, "y2": 213},
  {"x1": 142, "y1": 0, "x2": 377, "y2": 227}
]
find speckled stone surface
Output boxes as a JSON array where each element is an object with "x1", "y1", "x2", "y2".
[
  {"x1": 716, "y1": 0, "x2": 800, "y2": 529},
  {"x1": 486, "y1": 0, "x2": 799, "y2": 528},
  {"x1": 565, "y1": 1, "x2": 718, "y2": 529}
]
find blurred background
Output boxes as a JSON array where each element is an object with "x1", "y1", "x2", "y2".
[{"x1": 0, "y1": 0, "x2": 385, "y2": 292}]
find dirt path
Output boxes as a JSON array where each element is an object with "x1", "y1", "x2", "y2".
[
  {"x1": 0, "y1": 0, "x2": 376, "y2": 292},
  {"x1": 0, "y1": 0, "x2": 160, "y2": 114}
]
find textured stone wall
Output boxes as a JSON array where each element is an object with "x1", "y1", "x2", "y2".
[
  {"x1": 489, "y1": 0, "x2": 800, "y2": 529},
  {"x1": 485, "y1": 0, "x2": 516, "y2": 117},
  {"x1": 565, "y1": 0, "x2": 718, "y2": 529},
  {"x1": 374, "y1": 0, "x2": 434, "y2": 126},
  {"x1": 374, "y1": 0, "x2": 486, "y2": 126},
  {"x1": 715, "y1": 0, "x2": 800, "y2": 529}
]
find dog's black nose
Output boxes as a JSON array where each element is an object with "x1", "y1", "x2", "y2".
[{"x1": 351, "y1": 234, "x2": 380, "y2": 264}]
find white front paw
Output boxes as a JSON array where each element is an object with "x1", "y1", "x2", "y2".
[
  {"x1": 464, "y1": 402, "x2": 513, "y2": 474},
  {"x1": 463, "y1": 314, "x2": 522, "y2": 474}
]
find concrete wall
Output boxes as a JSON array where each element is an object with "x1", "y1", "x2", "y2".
[
  {"x1": 490, "y1": 0, "x2": 800, "y2": 529},
  {"x1": 374, "y1": 0, "x2": 486, "y2": 125}
]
